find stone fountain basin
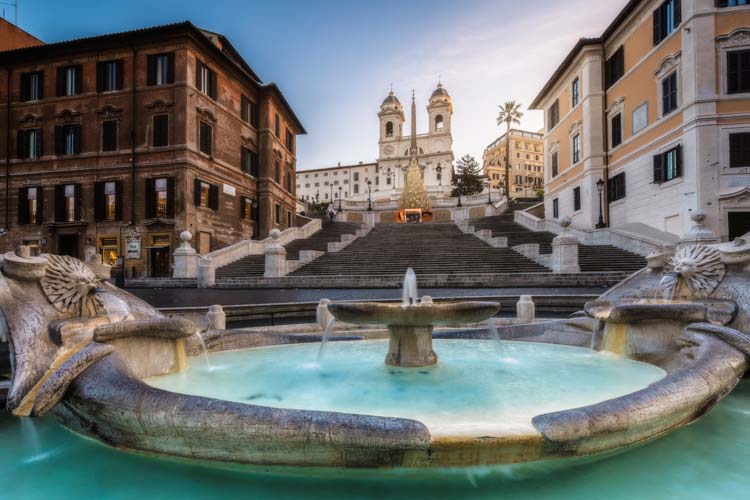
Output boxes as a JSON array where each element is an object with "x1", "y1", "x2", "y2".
[
  {"x1": 328, "y1": 301, "x2": 500, "y2": 326},
  {"x1": 585, "y1": 299, "x2": 737, "y2": 325},
  {"x1": 50, "y1": 320, "x2": 748, "y2": 469}
]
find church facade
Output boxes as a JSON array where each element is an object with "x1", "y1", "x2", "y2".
[{"x1": 296, "y1": 84, "x2": 455, "y2": 203}]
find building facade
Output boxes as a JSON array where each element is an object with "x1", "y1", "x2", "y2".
[
  {"x1": 531, "y1": 0, "x2": 750, "y2": 241},
  {"x1": 296, "y1": 84, "x2": 454, "y2": 203},
  {"x1": 0, "y1": 18, "x2": 42, "y2": 51},
  {"x1": 0, "y1": 22, "x2": 304, "y2": 277},
  {"x1": 483, "y1": 129, "x2": 544, "y2": 198}
]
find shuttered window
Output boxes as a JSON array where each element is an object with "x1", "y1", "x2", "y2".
[
  {"x1": 573, "y1": 186, "x2": 581, "y2": 211},
  {"x1": 20, "y1": 71, "x2": 44, "y2": 102},
  {"x1": 18, "y1": 186, "x2": 43, "y2": 225},
  {"x1": 153, "y1": 115, "x2": 169, "y2": 147},
  {"x1": 653, "y1": 146, "x2": 683, "y2": 184},
  {"x1": 199, "y1": 122, "x2": 212, "y2": 155},
  {"x1": 55, "y1": 124, "x2": 81, "y2": 156},
  {"x1": 194, "y1": 179, "x2": 219, "y2": 210},
  {"x1": 611, "y1": 113, "x2": 623, "y2": 148},
  {"x1": 571, "y1": 78, "x2": 579, "y2": 107},
  {"x1": 54, "y1": 184, "x2": 81, "y2": 222},
  {"x1": 662, "y1": 72, "x2": 678, "y2": 116},
  {"x1": 17, "y1": 129, "x2": 43, "y2": 159},
  {"x1": 97, "y1": 60, "x2": 124, "y2": 92},
  {"x1": 56, "y1": 65, "x2": 82, "y2": 96},
  {"x1": 728, "y1": 49, "x2": 750, "y2": 94},
  {"x1": 241, "y1": 147, "x2": 258, "y2": 176},
  {"x1": 102, "y1": 120, "x2": 118, "y2": 152},
  {"x1": 605, "y1": 46, "x2": 625, "y2": 88},
  {"x1": 147, "y1": 53, "x2": 175, "y2": 86},
  {"x1": 653, "y1": 0, "x2": 681, "y2": 46},
  {"x1": 145, "y1": 177, "x2": 174, "y2": 219},
  {"x1": 608, "y1": 173, "x2": 626, "y2": 202},
  {"x1": 196, "y1": 60, "x2": 217, "y2": 99},
  {"x1": 551, "y1": 151, "x2": 559, "y2": 177},
  {"x1": 718, "y1": 0, "x2": 748, "y2": 7},
  {"x1": 729, "y1": 132, "x2": 750, "y2": 168},
  {"x1": 552, "y1": 198, "x2": 559, "y2": 219},
  {"x1": 94, "y1": 181, "x2": 122, "y2": 221},
  {"x1": 548, "y1": 100, "x2": 560, "y2": 130}
]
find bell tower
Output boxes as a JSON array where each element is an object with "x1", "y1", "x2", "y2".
[
  {"x1": 378, "y1": 91, "x2": 404, "y2": 143},
  {"x1": 427, "y1": 83, "x2": 452, "y2": 135}
]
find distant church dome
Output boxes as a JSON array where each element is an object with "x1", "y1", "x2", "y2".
[
  {"x1": 382, "y1": 91, "x2": 402, "y2": 108},
  {"x1": 431, "y1": 83, "x2": 450, "y2": 99}
]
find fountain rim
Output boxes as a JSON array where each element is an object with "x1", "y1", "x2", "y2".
[{"x1": 327, "y1": 300, "x2": 501, "y2": 327}]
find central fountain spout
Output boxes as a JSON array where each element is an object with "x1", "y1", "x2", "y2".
[{"x1": 328, "y1": 269, "x2": 499, "y2": 368}]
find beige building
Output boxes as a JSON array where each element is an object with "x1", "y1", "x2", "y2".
[
  {"x1": 531, "y1": 0, "x2": 750, "y2": 241},
  {"x1": 296, "y1": 84, "x2": 455, "y2": 204},
  {"x1": 483, "y1": 129, "x2": 544, "y2": 198}
]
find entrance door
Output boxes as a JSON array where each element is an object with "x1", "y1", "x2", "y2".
[
  {"x1": 728, "y1": 212, "x2": 750, "y2": 241},
  {"x1": 150, "y1": 247, "x2": 170, "y2": 277},
  {"x1": 58, "y1": 234, "x2": 79, "y2": 258}
]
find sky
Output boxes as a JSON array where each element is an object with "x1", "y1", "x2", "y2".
[{"x1": 7, "y1": 0, "x2": 628, "y2": 170}]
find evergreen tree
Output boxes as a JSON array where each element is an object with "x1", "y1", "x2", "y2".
[{"x1": 451, "y1": 154, "x2": 484, "y2": 197}]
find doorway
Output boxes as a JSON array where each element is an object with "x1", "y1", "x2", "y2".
[
  {"x1": 728, "y1": 212, "x2": 750, "y2": 241},
  {"x1": 58, "y1": 234, "x2": 79, "y2": 258},
  {"x1": 150, "y1": 247, "x2": 170, "y2": 277}
]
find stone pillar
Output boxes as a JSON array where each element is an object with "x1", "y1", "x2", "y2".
[
  {"x1": 197, "y1": 257, "x2": 215, "y2": 288},
  {"x1": 173, "y1": 231, "x2": 199, "y2": 279},
  {"x1": 678, "y1": 210, "x2": 720, "y2": 248},
  {"x1": 551, "y1": 217, "x2": 580, "y2": 273},
  {"x1": 516, "y1": 295, "x2": 536, "y2": 324},
  {"x1": 264, "y1": 229, "x2": 287, "y2": 278},
  {"x1": 206, "y1": 304, "x2": 226, "y2": 330}
]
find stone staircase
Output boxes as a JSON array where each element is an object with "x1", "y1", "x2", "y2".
[
  {"x1": 471, "y1": 208, "x2": 646, "y2": 274},
  {"x1": 215, "y1": 221, "x2": 361, "y2": 281},
  {"x1": 288, "y1": 223, "x2": 550, "y2": 277}
]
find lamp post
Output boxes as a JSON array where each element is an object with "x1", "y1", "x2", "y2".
[
  {"x1": 251, "y1": 198, "x2": 259, "y2": 240},
  {"x1": 486, "y1": 179, "x2": 492, "y2": 205},
  {"x1": 596, "y1": 178, "x2": 606, "y2": 229},
  {"x1": 316, "y1": 190, "x2": 319, "y2": 202},
  {"x1": 367, "y1": 180, "x2": 373, "y2": 211},
  {"x1": 329, "y1": 185, "x2": 333, "y2": 205},
  {"x1": 457, "y1": 178, "x2": 463, "y2": 208},
  {"x1": 338, "y1": 186, "x2": 342, "y2": 213}
]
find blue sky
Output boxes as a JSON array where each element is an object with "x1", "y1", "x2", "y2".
[{"x1": 9, "y1": 0, "x2": 626, "y2": 169}]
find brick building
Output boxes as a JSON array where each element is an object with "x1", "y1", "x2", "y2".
[
  {"x1": 482, "y1": 129, "x2": 545, "y2": 198},
  {"x1": 0, "y1": 21, "x2": 305, "y2": 277}
]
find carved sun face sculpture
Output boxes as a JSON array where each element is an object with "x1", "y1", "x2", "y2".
[
  {"x1": 40, "y1": 254, "x2": 104, "y2": 317},
  {"x1": 664, "y1": 246, "x2": 726, "y2": 298}
]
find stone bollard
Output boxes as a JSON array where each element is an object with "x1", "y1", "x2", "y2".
[
  {"x1": 317, "y1": 299, "x2": 333, "y2": 331},
  {"x1": 264, "y1": 229, "x2": 287, "y2": 278},
  {"x1": 516, "y1": 295, "x2": 535, "y2": 324},
  {"x1": 551, "y1": 217, "x2": 580, "y2": 273},
  {"x1": 173, "y1": 231, "x2": 199, "y2": 279},
  {"x1": 206, "y1": 304, "x2": 226, "y2": 330},
  {"x1": 197, "y1": 257, "x2": 215, "y2": 288}
]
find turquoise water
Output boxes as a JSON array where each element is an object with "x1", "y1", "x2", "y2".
[
  {"x1": 147, "y1": 340, "x2": 665, "y2": 436},
  {"x1": 1, "y1": 380, "x2": 748, "y2": 499}
]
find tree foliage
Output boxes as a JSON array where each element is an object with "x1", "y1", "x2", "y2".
[
  {"x1": 496, "y1": 101, "x2": 524, "y2": 200},
  {"x1": 451, "y1": 154, "x2": 484, "y2": 197}
]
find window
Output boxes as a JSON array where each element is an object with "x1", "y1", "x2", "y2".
[
  {"x1": 95, "y1": 181, "x2": 121, "y2": 221},
  {"x1": 385, "y1": 121, "x2": 393, "y2": 137},
  {"x1": 20, "y1": 71, "x2": 43, "y2": 101},
  {"x1": 353, "y1": 184, "x2": 359, "y2": 194},
  {"x1": 153, "y1": 115, "x2": 169, "y2": 147},
  {"x1": 194, "y1": 179, "x2": 219, "y2": 210},
  {"x1": 147, "y1": 53, "x2": 174, "y2": 86},
  {"x1": 571, "y1": 78, "x2": 579, "y2": 107},
  {"x1": 552, "y1": 198, "x2": 559, "y2": 219},
  {"x1": 275, "y1": 203, "x2": 281, "y2": 224},
  {"x1": 572, "y1": 134, "x2": 581, "y2": 164},
  {"x1": 199, "y1": 122, "x2": 212, "y2": 155},
  {"x1": 611, "y1": 114, "x2": 623, "y2": 148},
  {"x1": 719, "y1": 0, "x2": 749, "y2": 5},
  {"x1": 146, "y1": 177, "x2": 174, "y2": 218},
  {"x1": 605, "y1": 46, "x2": 625, "y2": 88},
  {"x1": 241, "y1": 147, "x2": 259, "y2": 176},
  {"x1": 608, "y1": 173, "x2": 627, "y2": 202},
  {"x1": 435, "y1": 114, "x2": 444, "y2": 131},
  {"x1": 286, "y1": 128, "x2": 294, "y2": 152},
  {"x1": 730, "y1": 132, "x2": 750, "y2": 168},
  {"x1": 17, "y1": 129, "x2": 42, "y2": 159},
  {"x1": 632, "y1": 102, "x2": 649, "y2": 134},
  {"x1": 241, "y1": 95, "x2": 259, "y2": 126},
  {"x1": 56, "y1": 65, "x2": 81, "y2": 96},
  {"x1": 55, "y1": 124, "x2": 81, "y2": 156},
  {"x1": 102, "y1": 120, "x2": 118, "y2": 152},
  {"x1": 653, "y1": 0, "x2": 681, "y2": 46},
  {"x1": 274, "y1": 113, "x2": 280, "y2": 137},
  {"x1": 274, "y1": 160, "x2": 281, "y2": 184},
  {"x1": 548, "y1": 100, "x2": 560, "y2": 130},
  {"x1": 18, "y1": 186, "x2": 43, "y2": 225},
  {"x1": 654, "y1": 146, "x2": 683, "y2": 183},
  {"x1": 97, "y1": 60, "x2": 123, "y2": 92},
  {"x1": 196, "y1": 60, "x2": 217, "y2": 99},
  {"x1": 573, "y1": 187, "x2": 581, "y2": 211},
  {"x1": 727, "y1": 49, "x2": 750, "y2": 94},
  {"x1": 55, "y1": 184, "x2": 80, "y2": 222},
  {"x1": 240, "y1": 196, "x2": 253, "y2": 220},
  {"x1": 662, "y1": 72, "x2": 679, "y2": 116},
  {"x1": 353, "y1": 172, "x2": 360, "y2": 181},
  {"x1": 286, "y1": 172, "x2": 292, "y2": 192}
]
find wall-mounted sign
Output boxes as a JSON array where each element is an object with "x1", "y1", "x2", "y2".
[
  {"x1": 223, "y1": 184, "x2": 236, "y2": 197},
  {"x1": 125, "y1": 237, "x2": 141, "y2": 259}
]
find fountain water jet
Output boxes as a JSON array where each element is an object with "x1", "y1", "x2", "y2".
[
  {"x1": 316, "y1": 316, "x2": 336, "y2": 364},
  {"x1": 194, "y1": 332, "x2": 213, "y2": 372}
]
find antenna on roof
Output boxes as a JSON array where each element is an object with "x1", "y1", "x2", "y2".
[{"x1": 0, "y1": 0, "x2": 18, "y2": 24}]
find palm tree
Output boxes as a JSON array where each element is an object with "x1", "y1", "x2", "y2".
[{"x1": 496, "y1": 101, "x2": 524, "y2": 203}]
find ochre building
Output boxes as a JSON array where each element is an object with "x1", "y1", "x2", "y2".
[
  {"x1": 531, "y1": 0, "x2": 750, "y2": 240},
  {"x1": 0, "y1": 21, "x2": 305, "y2": 277},
  {"x1": 482, "y1": 129, "x2": 544, "y2": 198}
]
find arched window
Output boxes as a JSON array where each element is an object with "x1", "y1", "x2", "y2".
[
  {"x1": 435, "y1": 114, "x2": 444, "y2": 131},
  {"x1": 385, "y1": 121, "x2": 394, "y2": 137},
  {"x1": 274, "y1": 160, "x2": 281, "y2": 184}
]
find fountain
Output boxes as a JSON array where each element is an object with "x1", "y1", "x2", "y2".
[{"x1": 0, "y1": 211, "x2": 748, "y2": 472}]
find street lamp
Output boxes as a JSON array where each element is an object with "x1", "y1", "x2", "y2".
[
  {"x1": 596, "y1": 178, "x2": 606, "y2": 229},
  {"x1": 367, "y1": 180, "x2": 373, "y2": 211},
  {"x1": 338, "y1": 186, "x2": 343, "y2": 212},
  {"x1": 486, "y1": 179, "x2": 492, "y2": 205},
  {"x1": 316, "y1": 190, "x2": 320, "y2": 202},
  {"x1": 329, "y1": 185, "x2": 333, "y2": 205},
  {"x1": 457, "y1": 178, "x2": 463, "y2": 208}
]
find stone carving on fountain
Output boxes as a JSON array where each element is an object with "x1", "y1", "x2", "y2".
[{"x1": 0, "y1": 246, "x2": 194, "y2": 417}]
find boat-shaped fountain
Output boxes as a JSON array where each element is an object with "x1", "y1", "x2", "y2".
[{"x1": 0, "y1": 213, "x2": 748, "y2": 469}]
